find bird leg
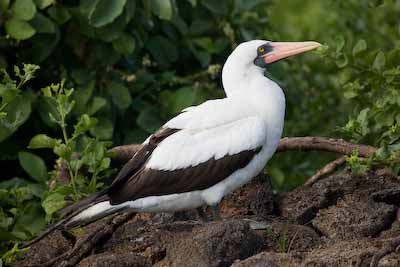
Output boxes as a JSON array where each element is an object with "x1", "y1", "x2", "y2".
[
  {"x1": 196, "y1": 207, "x2": 208, "y2": 222},
  {"x1": 210, "y1": 204, "x2": 222, "y2": 221}
]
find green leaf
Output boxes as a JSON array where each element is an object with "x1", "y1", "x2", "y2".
[
  {"x1": 146, "y1": 36, "x2": 178, "y2": 66},
  {"x1": 28, "y1": 134, "x2": 58, "y2": 149},
  {"x1": 5, "y1": 18, "x2": 36, "y2": 40},
  {"x1": 47, "y1": 5, "x2": 71, "y2": 25},
  {"x1": 0, "y1": 209, "x2": 13, "y2": 228},
  {"x1": 352, "y1": 39, "x2": 367, "y2": 56},
  {"x1": 87, "y1": 96, "x2": 107, "y2": 115},
  {"x1": 89, "y1": 0, "x2": 127, "y2": 27},
  {"x1": 13, "y1": 202, "x2": 45, "y2": 236},
  {"x1": 30, "y1": 12, "x2": 56, "y2": 33},
  {"x1": 0, "y1": 93, "x2": 33, "y2": 141},
  {"x1": 335, "y1": 53, "x2": 348, "y2": 68},
  {"x1": 109, "y1": 81, "x2": 132, "y2": 110},
  {"x1": 34, "y1": 0, "x2": 54, "y2": 9},
  {"x1": 18, "y1": 152, "x2": 48, "y2": 182},
  {"x1": 137, "y1": 106, "x2": 163, "y2": 133},
  {"x1": 30, "y1": 29, "x2": 60, "y2": 62},
  {"x1": 90, "y1": 118, "x2": 113, "y2": 140},
  {"x1": 334, "y1": 35, "x2": 345, "y2": 53},
  {"x1": 373, "y1": 51, "x2": 385, "y2": 70},
  {"x1": 186, "y1": 0, "x2": 196, "y2": 7},
  {"x1": 269, "y1": 166, "x2": 285, "y2": 187},
  {"x1": 73, "y1": 114, "x2": 97, "y2": 138},
  {"x1": 201, "y1": 0, "x2": 228, "y2": 15},
  {"x1": 11, "y1": 0, "x2": 36, "y2": 21},
  {"x1": 124, "y1": 0, "x2": 135, "y2": 23},
  {"x1": 79, "y1": 0, "x2": 99, "y2": 14},
  {"x1": 72, "y1": 80, "x2": 95, "y2": 115},
  {"x1": 160, "y1": 86, "x2": 197, "y2": 114},
  {"x1": 41, "y1": 192, "x2": 66, "y2": 217},
  {"x1": 112, "y1": 33, "x2": 135, "y2": 55},
  {"x1": 37, "y1": 96, "x2": 59, "y2": 127},
  {"x1": 0, "y1": 0, "x2": 10, "y2": 11},
  {"x1": 150, "y1": 0, "x2": 172, "y2": 20}
]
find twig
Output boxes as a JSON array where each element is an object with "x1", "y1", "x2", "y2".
[
  {"x1": 304, "y1": 156, "x2": 347, "y2": 186},
  {"x1": 13, "y1": 211, "x2": 136, "y2": 267},
  {"x1": 370, "y1": 235, "x2": 400, "y2": 267}
]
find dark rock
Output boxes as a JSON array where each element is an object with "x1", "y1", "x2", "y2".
[
  {"x1": 220, "y1": 175, "x2": 275, "y2": 219},
  {"x1": 303, "y1": 239, "x2": 379, "y2": 266},
  {"x1": 17, "y1": 231, "x2": 73, "y2": 265},
  {"x1": 278, "y1": 184, "x2": 341, "y2": 224},
  {"x1": 371, "y1": 187, "x2": 400, "y2": 205},
  {"x1": 378, "y1": 253, "x2": 400, "y2": 267},
  {"x1": 261, "y1": 221, "x2": 321, "y2": 253},
  {"x1": 163, "y1": 220, "x2": 264, "y2": 267},
  {"x1": 231, "y1": 252, "x2": 302, "y2": 267},
  {"x1": 101, "y1": 219, "x2": 263, "y2": 267},
  {"x1": 312, "y1": 195, "x2": 396, "y2": 240},
  {"x1": 78, "y1": 252, "x2": 151, "y2": 267}
]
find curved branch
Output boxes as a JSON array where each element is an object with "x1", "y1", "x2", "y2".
[
  {"x1": 109, "y1": 136, "x2": 378, "y2": 164},
  {"x1": 304, "y1": 156, "x2": 347, "y2": 186},
  {"x1": 276, "y1": 137, "x2": 377, "y2": 157}
]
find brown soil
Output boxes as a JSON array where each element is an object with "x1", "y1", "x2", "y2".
[{"x1": 17, "y1": 171, "x2": 400, "y2": 267}]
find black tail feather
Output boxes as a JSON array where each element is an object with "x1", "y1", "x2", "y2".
[{"x1": 21, "y1": 192, "x2": 110, "y2": 248}]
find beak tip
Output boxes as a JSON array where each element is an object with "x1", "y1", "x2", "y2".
[{"x1": 309, "y1": 41, "x2": 322, "y2": 48}]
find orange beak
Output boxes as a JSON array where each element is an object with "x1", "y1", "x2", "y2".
[{"x1": 262, "y1": 41, "x2": 321, "y2": 64}]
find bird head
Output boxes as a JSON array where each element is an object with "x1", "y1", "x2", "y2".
[
  {"x1": 222, "y1": 40, "x2": 321, "y2": 96},
  {"x1": 227, "y1": 40, "x2": 321, "y2": 69}
]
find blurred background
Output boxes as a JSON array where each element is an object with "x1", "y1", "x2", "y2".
[{"x1": 1, "y1": 0, "x2": 400, "y2": 262}]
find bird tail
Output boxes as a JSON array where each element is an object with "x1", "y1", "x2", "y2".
[
  {"x1": 64, "y1": 201, "x2": 129, "y2": 229},
  {"x1": 21, "y1": 193, "x2": 130, "y2": 248}
]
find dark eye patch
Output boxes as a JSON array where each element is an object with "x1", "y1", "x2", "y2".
[{"x1": 257, "y1": 43, "x2": 273, "y2": 56}]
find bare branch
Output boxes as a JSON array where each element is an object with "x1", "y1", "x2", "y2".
[
  {"x1": 109, "y1": 137, "x2": 378, "y2": 164},
  {"x1": 304, "y1": 157, "x2": 347, "y2": 186},
  {"x1": 276, "y1": 137, "x2": 377, "y2": 157}
]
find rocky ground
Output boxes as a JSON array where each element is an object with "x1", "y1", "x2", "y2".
[{"x1": 17, "y1": 170, "x2": 400, "y2": 267}]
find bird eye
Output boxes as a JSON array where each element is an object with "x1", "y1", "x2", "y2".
[{"x1": 258, "y1": 47, "x2": 265, "y2": 53}]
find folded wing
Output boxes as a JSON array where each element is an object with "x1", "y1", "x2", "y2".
[{"x1": 107, "y1": 113, "x2": 267, "y2": 205}]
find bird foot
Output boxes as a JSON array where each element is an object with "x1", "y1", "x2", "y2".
[{"x1": 196, "y1": 204, "x2": 222, "y2": 222}]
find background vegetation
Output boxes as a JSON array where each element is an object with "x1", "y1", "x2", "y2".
[{"x1": 0, "y1": 0, "x2": 399, "y2": 264}]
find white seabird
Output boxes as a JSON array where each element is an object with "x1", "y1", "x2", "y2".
[{"x1": 36, "y1": 40, "x2": 322, "y2": 232}]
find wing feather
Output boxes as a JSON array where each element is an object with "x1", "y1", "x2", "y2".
[{"x1": 107, "y1": 116, "x2": 267, "y2": 205}]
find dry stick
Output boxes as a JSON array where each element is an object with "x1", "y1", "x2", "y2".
[
  {"x1": 275, "y1": 137, "x2": 377, "y2": 157},
  {"x1": 304, "y1": 156, "x2": 347, "y2": 186}
]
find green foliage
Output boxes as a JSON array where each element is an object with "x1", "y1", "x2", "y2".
[
  {"x1": 0, "y1": 75, "x2": 113, "y2": 260},
  {"x1": 0, "y1": 64, "x2": 39, "y2": 141},
  {"x1": 312, "y1": 0, "x2": 400, "y2": 176},
  {"x1": 265, "y1": 0, "x2": 400, "y2": 190}
]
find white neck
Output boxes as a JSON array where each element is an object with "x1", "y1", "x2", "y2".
[
  {"x1": 222, "y1": 55, "x2": 264, "y2": 97},
  {"x1": 222, "y1": 55, "x2": 286, "y2": 151}
]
